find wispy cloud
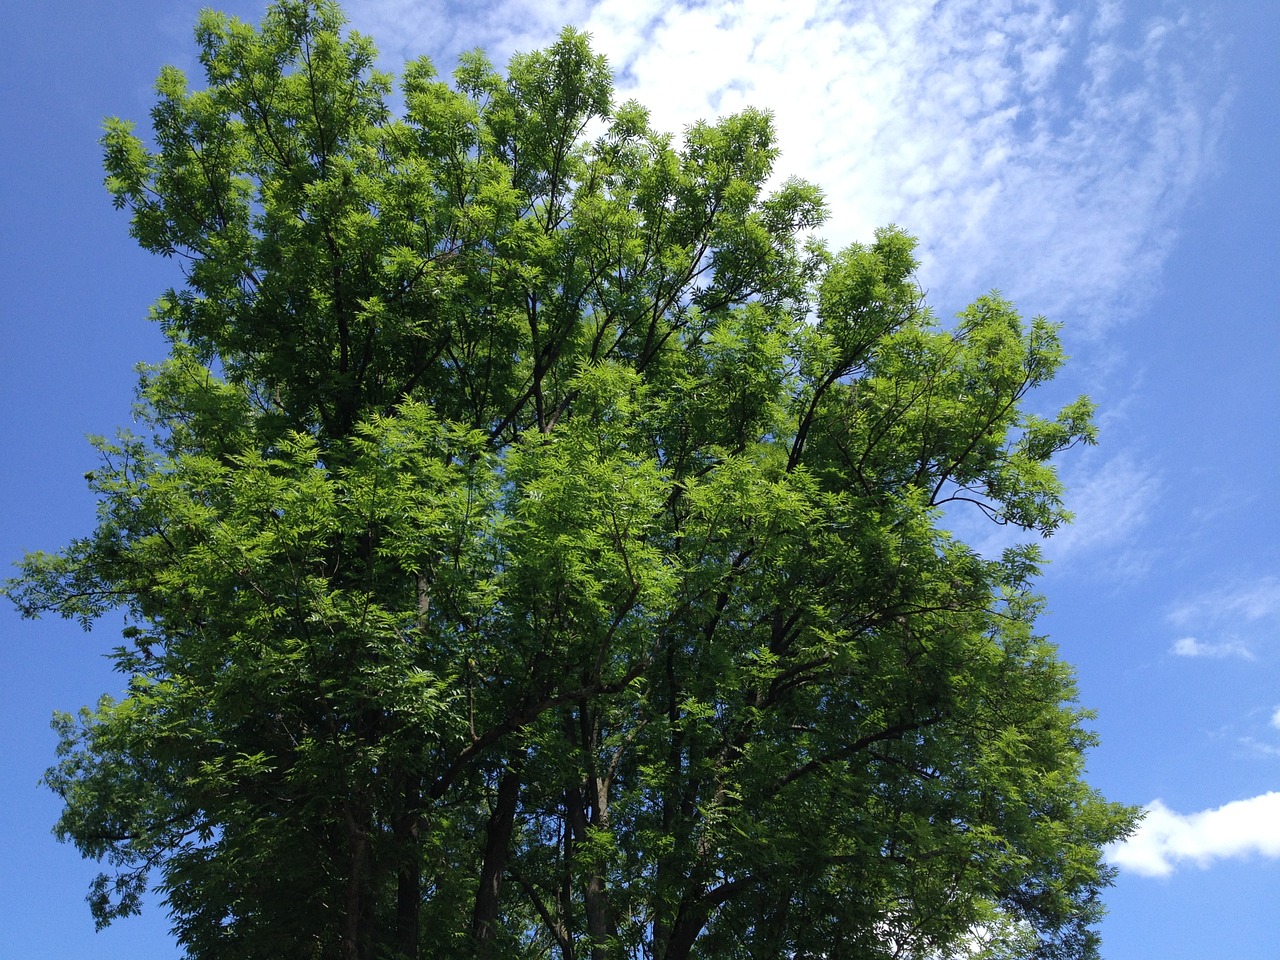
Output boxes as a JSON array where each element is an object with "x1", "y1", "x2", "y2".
[
  {"x1": 931, "y1": 444, "x2": 1161, "y2": 566},
  {"x1": 1239, "y1": 705, "x2": 1280, "y2": 756},
  {"x1": 1169, "y1": 577, "x2": 1280, "y2": 629},
  {"x1": 1048, "y1": 452, "x2": 1160, "y2": 569},
  {"x1": 1169, "y1": 636, "x2": 1254, "y2": 661},
  {"x1": 1165, "y1": 575, "x2": 1280, "y2": 662},
  {"x1": 1108, "y1": 792, "x2": 1280, "y2": 877},
  {"x1": 350, "y1": 0, "x2": 596, "y2": 68},
  {"x1": 348, "y1": 0, "x2": 1226, "y2": 329},
  {"x1": 1239, "y1": 738, "x2": 1280, "y2": 760}
]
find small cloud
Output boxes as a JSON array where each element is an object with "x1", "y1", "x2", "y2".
[
  {"x1": 1108, "y1": 792, "x2": 1280, "y2": 877},
  {"x1": 1239, "y1": 737, "x2": 1280, "y2": 759},
  {"x1": 1169, "y1": 577, "x2": 1280, "y2": 629},
  {"x1": 1272, "y1": 706, "x2": 1280, "y2": 731},
  {"x1": 1165, "y1": 575, "x2": 1279, "y2": 662},
  {"x1": 1170, "y1": 636, "x2": 1255, "y2": 661}
]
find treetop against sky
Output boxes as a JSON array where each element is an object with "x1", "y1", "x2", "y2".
[
  {"x1": 2, "y1": 1, "x2": 1276, "y2": 958},
  {"x1": 5, "y1": 3, "x2": 1136, "y2": 959}
]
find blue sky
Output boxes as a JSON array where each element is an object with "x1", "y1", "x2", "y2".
[{"x1": 1, "y1": 0, "x2": 1276, "y2": 956}]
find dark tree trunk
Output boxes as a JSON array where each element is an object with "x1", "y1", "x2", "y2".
[
  {"x1": 394, "y1": 777, "x2": 422, "y2": 960},
  {"x1": 565, "y1": 786, "x2": 617, "y2": 960},
  {"x1": 472, "y1": 765, "x2": 522, "y2": 958},
  {"x1": 341, "y1": 805, "x2": 373, "y2": 960}
]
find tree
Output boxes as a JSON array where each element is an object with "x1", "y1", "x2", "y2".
[{"x1": 7, "y1": 3, "x2": 1135, "y2": 959}]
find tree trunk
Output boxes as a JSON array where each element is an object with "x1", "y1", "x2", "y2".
[
  {"x1": 473, "y1": 764, "x2": 522, "y2": 958},
  {"x1": 341, "y1": 803, "x2": 372, "y2": 960},
  {"x1": 662, "y1": 903, "x2": 709, "y2": 960},
  {"x1": 565, "y1": 785, "x2": 617, "y2": 960},
  {"x1": 394, "y1": 777, "x2": 422, "y2": 960}
]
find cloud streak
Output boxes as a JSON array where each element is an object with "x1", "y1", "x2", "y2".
[
  {"x1": 1108, "y1": 792, "x2": 1280, "y2": 877},
  {"x1": 1165, "y1": 575, "x2": 1279, "y2": 662},
  {"x1": 1169, "y1": 577, "x2": 1280, "y2": 629},
  {"x1": 1169, "y1": 636, "x2": 1254, "y2": 661},
  {"x1": 349, "y1": 0, "x2": 1226, "y2": 329},
  {"x1": 1035, "y1": 452, "x2": 1160, "y2": 575}
]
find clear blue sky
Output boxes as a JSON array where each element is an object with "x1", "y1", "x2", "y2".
[{"x1": 2, "y1": 1, "x2": 1277, "y2": 956}]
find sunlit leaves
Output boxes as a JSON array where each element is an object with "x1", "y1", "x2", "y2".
[{"x1": 5, "y1": 3, "x2": 1135, "y2": 959}]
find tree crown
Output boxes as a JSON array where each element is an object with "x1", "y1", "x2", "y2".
[{"x1": 8, "y1": 4, "x2": 1134, "y2": 959}]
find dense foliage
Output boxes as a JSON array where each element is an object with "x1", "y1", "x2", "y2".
[{"x1": 7, "y1": 3, "x2": 1134, "y2": 959}]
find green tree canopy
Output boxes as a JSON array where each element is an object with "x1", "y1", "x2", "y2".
[{"x1": 7, "y1": 3, "x2": 1134, "y2": 959}]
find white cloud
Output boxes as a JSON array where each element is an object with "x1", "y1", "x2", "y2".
[
  {"x1": 1169, "y1": 577, "x2": 1280, "y2": 629},
  {"x1": 1165, "y1": 576, "x2": 1279, "y2": 662},
  {"x1": 346, "y1": 0, "x2": 1226, "y2": 329},
  {"x1": 1169, "y1": 636, "x2": 1255, "y2": 661},
  {"x1": 1272, "y1": 706, "x2": 1280, "y2": 731},
  {"x1": 934, "y1": 449, "x2": 1160, "y2": 567},
  {"x1": 1240, "y1": 737, "x2": 1280, "y2": 760},
  {"x1": 1048, "y1": 453, "x2": 1160, "y2": 565},
  {"x1": 1108, "y1": 792, "x2": 1280, "y2": 877}
]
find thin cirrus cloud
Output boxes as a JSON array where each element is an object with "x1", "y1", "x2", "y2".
[
  {"x1": 1044, "y1": 453, "x2": 1160, "y2": 570},
  {"x1": 1169, "y1": 636, "x2": 1255, "y2": 661},
  {"x1": 1168, "y1": 576, "x2": 1280, "y2": 628},
  {"x1": 1107, "y1": 792, "x2": 1280, "y2": 877},
  {"x1": 1166, "y1": 576, "x2": 1280, "y2": 660},
  {"x1": 348, "y1": 0, "x2": 1226, "y2": 329},
  {"x1": 956, "y1": 452, "x2": 1163, "y2": 570}
]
